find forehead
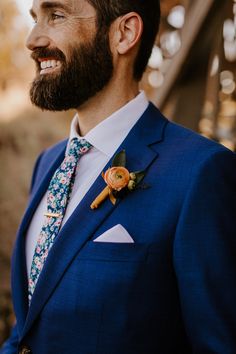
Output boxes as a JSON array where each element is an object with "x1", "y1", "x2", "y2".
[{"x1": 31, "y1": 0, "x2": 95, "y2": 15}]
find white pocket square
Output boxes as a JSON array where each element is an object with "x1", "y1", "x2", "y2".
[{"x1": 93, "y1": 224, "x2": 134, "y2": 243}]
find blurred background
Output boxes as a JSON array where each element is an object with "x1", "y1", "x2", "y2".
[{"x1": 0, "y1": 0, "x2": 236, "y2": 345}]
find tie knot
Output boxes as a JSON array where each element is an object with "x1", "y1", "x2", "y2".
[{"x1": 68, "y1": 138, "x2": 92, "y2": 158}]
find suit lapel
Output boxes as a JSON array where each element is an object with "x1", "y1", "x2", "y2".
[
  {"x1": 12, "y1": 144, "x2": 67, "y2": 337},
  {"x1": 21, "y1": 103, "x2": 168, "y2": 338}
]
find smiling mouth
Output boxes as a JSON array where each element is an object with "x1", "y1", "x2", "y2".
[{"x1": 38, "y1": 58, "x2": 62, "y2": 75}]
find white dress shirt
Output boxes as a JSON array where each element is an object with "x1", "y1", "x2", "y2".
[{"x1": 25, "y1": 91, "x2": 149, "y2": 276}]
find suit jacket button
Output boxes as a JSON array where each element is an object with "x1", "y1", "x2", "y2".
[{"x1": 19, "y1": 345, "x2": 32, "y2": 354}]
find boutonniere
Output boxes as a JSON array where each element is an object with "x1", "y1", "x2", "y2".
[{"x1": 90, "y1": 150, "x2": 147, "y2": 210}]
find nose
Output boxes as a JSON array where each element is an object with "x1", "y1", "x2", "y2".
[{"x1": 26, "y1": 24, "x2": 50, "y2": 51}]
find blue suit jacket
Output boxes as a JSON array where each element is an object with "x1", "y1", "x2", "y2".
[{"x1": 2, "y1": 103, "x2": 236, "y2": 353}]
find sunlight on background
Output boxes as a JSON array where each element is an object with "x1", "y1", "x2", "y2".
[
  {"x1": 0, "y1": 0, "x2": 34, "y2": 122},
  {"x1": 15, "y1": 0, "x2": 32, "y2": 27}
]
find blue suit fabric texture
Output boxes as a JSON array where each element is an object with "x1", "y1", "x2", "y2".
[{"x1": 1, "y1": 103, "x2": 236, "y2": 354}]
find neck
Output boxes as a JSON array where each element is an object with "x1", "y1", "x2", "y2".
[{"x1": 76, "y1": 77, "x2": 139, "y2": 136}]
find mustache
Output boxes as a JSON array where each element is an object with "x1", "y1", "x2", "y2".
[{"x1": 31, "y1": 48, "x2": 66, "y2": 62}]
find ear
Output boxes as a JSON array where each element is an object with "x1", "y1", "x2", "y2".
[{"x1": 114, "y1": 12, "x2": 143, "y2": 55}]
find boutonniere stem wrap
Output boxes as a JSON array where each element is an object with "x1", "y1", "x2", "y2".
[{"x1": 90, "y1": 150, "x2": 146, "y2": 210}]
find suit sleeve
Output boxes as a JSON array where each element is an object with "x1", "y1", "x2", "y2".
[
  {"x1": 0, "y1": 324, "x2": 18, "y2": 354},
  {"x1": 173, "y1": 149, "x2": 236, "y2": 353},
  {"x1": 1, "y1": 151, "x2": 45, "y2": 354}
]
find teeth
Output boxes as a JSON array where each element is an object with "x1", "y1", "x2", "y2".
[
  {"x1": 40, "y1": 60, "x2": 59, "y2": 70},
  {"x1": 51, "y1": 60, "x2": 57, "y2": 68},
  {"x1": 41, "y1": 61, "x2": 47, "y2": 69}
]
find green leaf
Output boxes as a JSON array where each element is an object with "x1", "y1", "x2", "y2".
[
  {"x1": 112, "y1": 150, "x2": 126, "y2": 167},
  {"x1": 133, "y1": 170, "x2": 146, "y2": 185}
]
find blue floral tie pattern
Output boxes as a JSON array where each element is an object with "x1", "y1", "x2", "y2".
[{"x1": 28, "y1": 138, "x2": 92, "y2": 303}]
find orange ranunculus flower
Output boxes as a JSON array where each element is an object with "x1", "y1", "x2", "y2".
[{"x1": 104, "y1": 167, "x2": 130, "y2": 191}]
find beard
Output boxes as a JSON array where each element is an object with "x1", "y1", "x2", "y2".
[{"x1": 29, "y1": 28, "x2": 114, "y2": 111}]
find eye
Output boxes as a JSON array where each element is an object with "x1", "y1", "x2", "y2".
[
  {"x1": 50, "y1": 13, "x2": 65, "y2": 21},
  {"x1": 30, "y1": 16, "x2": 37, "y2": 24}
]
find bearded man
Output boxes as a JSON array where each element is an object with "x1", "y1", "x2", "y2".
[{"x1": 1, "y1": 0, "x2": 236, "y2": 353}]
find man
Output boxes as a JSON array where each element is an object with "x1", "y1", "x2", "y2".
[{"x1": 1, "y1": 0, "x2": 236, "y2": 353}]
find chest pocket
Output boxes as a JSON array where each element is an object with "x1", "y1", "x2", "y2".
[{"x1": 78, "y1": 241, "x2": 149, "y2": 262}]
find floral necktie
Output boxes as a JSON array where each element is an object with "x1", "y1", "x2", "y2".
[{"x1": 28, "y1": 138, "x2": 92, "y2": 303}]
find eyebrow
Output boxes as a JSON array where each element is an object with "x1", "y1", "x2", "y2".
[{"x1": 29, "y1": 1, "x2": 71, "y2": 18}]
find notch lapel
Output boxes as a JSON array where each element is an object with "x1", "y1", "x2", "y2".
[{"x1": 21, "y1": 103, "x2": 168, "y2": 338}]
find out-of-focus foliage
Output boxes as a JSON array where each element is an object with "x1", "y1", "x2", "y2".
[{"x1": 0, "y1": 0, "x2": 30, "y2": 90}]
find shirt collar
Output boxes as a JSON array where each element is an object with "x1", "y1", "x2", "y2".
[{"x1": 68, "y1": 91, "x2": 149, "y2": 158}]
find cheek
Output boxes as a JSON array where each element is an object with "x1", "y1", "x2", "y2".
[{"x1": 49, "y1": 20, "x2": 96, "y2": 49}]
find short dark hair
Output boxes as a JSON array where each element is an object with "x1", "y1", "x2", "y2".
[{"x1": 87, "y1": 0, "x2": 161, "y2": 80}]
